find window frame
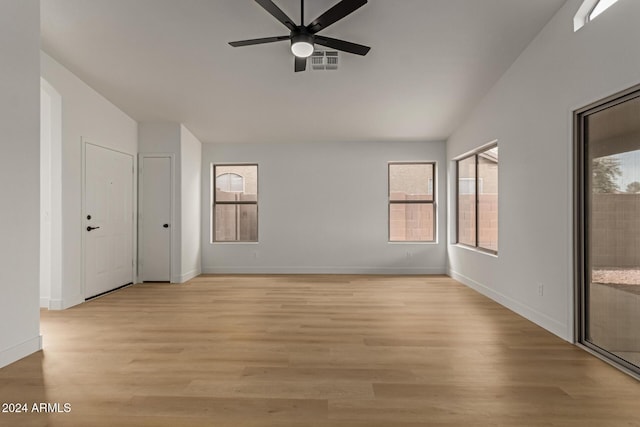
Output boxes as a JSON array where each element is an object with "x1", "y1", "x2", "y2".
[
  {"x1": 574, "y1": 0, "x2": 620, "y2": 31},
  {"x1": 388, "y1": 161, "x2": 437, "y2": 243},
  {"x1": 212, "y1": 163, "x2": 258, "y2": 243},
  {"x1": 574, "y1": 84, "x2": 640, "y2": 378},
  {"x1": 455, "y1": 143, "x2": 498, "y2": 255}
]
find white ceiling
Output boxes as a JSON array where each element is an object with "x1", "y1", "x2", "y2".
[{"x1": 40, "y1": 0, "x2": 566, "y2": 144}]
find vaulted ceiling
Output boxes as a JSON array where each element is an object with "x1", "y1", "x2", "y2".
[{"x1": 40, "y1": 0, "x2": 566, "y2": 144}]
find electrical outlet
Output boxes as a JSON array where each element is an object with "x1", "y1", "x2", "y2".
[{"x1": 537, "y1": 283, "x2": 544, "y2": 297}]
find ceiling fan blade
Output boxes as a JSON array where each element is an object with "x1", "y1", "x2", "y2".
[
  {"x1": 295, "y1": 56, "x2": 307, "y2": 72},
  {"x1": 229, "y1": 35, "x2": 290, "y2": 47},
  {"x1": 314, "y1": 36, "x2": 370, "y2": 56},
  {"x1": 255, "y1": 0, "x2": 297, "y2": 31},
  {"x1": 306, "y1": 0, "x2": 367, "y2": 34}
]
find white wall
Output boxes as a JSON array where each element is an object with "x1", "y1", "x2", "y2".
[
  {"x1": 139, "y1": 122, "x2": 202, "y2": 283},
  {"x1": 446, "y1": 0, "x2": 640, "y2": 341},
  {"x1": 180, "y1": 125, "x2": 202, "y2": 282},
  {"x1": 41, "y1": 52, "x2": 138, "y2": 308},
  {"x1": 0, "y1": 0, "x2": 41, "y2": 368},
  {"x1": 139, "y1": 122, "x2": 181, "y2": 153},
  {"x1": 202, "y1": 141, "x2": 446, "y2": 274}
]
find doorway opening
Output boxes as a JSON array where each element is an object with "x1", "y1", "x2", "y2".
[{"x1": 40, "y1": 78, "x2": 62, "y2": 310}]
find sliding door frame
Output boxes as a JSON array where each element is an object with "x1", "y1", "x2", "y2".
[{"x1": 575, "y1": 83, "x2": 640, "y2": 377}]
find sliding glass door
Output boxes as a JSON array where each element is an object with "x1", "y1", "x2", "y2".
[{"x1": 577, "y1": 87, "x2": 640, "y2": 374}]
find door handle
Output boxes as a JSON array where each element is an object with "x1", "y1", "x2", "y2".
[
  {"x1": 163, "y1": 224, "x2": 169, "y2": 228},
  {"x1": 87, "y1": 226, "x2": 100, "y2": 231}
]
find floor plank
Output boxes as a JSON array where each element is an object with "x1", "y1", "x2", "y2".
[{"x1": 0, "y1": 275, "x2": 639, "y2": 426}]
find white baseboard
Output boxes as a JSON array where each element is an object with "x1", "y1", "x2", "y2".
[
  {"x1": 40, "y1": 298, "x2": 49, "y2": 308},
  {"x1": 448, "y1": 268, "x2": 570, "y2": 341},
  {"x1": 0, "y1": 335, "x2": 42, "y2": 369},
  {"x1": 175, "y1": 268, "x2": 201, "y2": 283},
  {"x1": 64, "y1": 294, "x2": 84, "y2": 309},
  {"x1": 202, "y1": 266, "x2": 446, "y2": 275},
  {"x1": 48, "y1": 294, "x2": 84, "y2": 311},
  {"x1": 48, "y1": 299, "x2": 64, "y2": 310}
]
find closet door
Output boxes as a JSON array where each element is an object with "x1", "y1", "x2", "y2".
[{"x1": 140, "y1": 156, "x2": 172, "y2": 282}]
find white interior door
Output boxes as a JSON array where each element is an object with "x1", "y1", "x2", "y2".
[
  {"x1": 141, "y1": 156, "x2": 172, "y2": 282},
  {"x1": 85, "y1": 143, "x2": 134, "y2": 299}
]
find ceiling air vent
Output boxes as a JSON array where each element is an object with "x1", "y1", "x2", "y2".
[{"x1": 311, "y1": 51, "x2": 339, "y2": 71}]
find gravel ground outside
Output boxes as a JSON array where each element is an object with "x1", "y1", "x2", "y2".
[{"x1": 592, "y1": 268, "x2": 640, "y2": 286}]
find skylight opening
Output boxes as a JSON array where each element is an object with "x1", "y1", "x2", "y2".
[{"x1": 588, "y1": 0, "x2": 620, "y2": 21}]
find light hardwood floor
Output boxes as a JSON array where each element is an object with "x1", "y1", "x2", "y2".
[{"x1": 1, "y1": 275, "x2": 639, "y2": 426}]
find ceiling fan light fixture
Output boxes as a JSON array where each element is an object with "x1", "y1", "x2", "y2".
[
  {"x1": 291, "y1": 33, "x2": 314, "y2": 58},
  {"x1": 229, "y1": 0, "x2": 371, "y2": 72}
]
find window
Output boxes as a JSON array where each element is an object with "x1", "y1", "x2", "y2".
[
  {"x1": 574, "y1": 0, "x2": 620, "y2": 31},
  {"x1": 212, "y1": 164, "x2": 258, "y2": 242},
  {"x1": 456, "y1": 145, "x2": 498, "y2": 253},
  {"x1": 216, "y1": 173, "x2": 244, "y2": 193},
  {"x1": 458, "y1": 177, "x2": 483, "y2": 195},
  {"x1": 588, "y1": 0, "x2": 619, "y2": 21},
  {"x1": 389, "y1": 163, "x2": 435, "y2": 242},
  {"x1": 457, "y1": 157, "x2": 476, "y2": 247}
]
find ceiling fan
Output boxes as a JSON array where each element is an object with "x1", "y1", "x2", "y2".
[{"x1": 229, "y1": 0, "x2": 371, "y2": 72}]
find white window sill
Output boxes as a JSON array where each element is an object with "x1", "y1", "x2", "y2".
[{"x1": 452, "y1": 243, "x2": 498, "y2": 258}]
